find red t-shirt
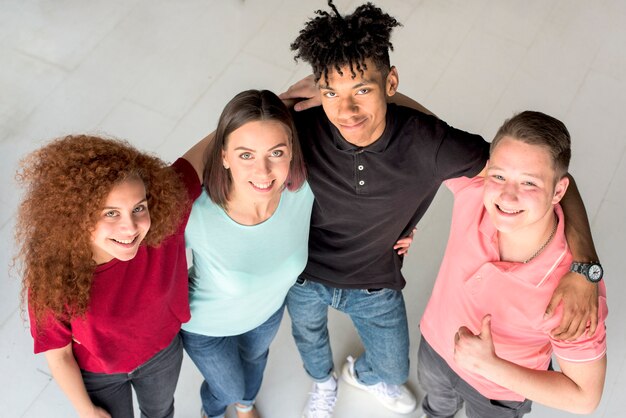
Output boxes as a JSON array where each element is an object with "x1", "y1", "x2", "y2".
[{"x1": 30, "y1": 158, "x2": 201, "y2": 373}]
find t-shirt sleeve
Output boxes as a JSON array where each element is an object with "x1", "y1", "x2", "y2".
[
  {"x1": 172, "y1": 158, "x2": 201, "y2": 202},
  {"x1": 551, "y1": 283, "x2": 608, "y2": 362},
  {"x1": 29, "y1": 304, "x2": 72, "y2": 354},
  {"x1": 433, "y1": 119, "x2": 490, "y2": 181}
]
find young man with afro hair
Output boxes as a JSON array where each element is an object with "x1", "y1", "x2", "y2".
[{"x1": 281, "y1": 2, "x2": 601, "y2": 417}]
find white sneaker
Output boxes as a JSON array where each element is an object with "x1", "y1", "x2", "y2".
[
  {"x1": 341, "y1": 356, "x2": 417, "y2": 414},
  {"x1": 302, "y1": 376, "x2": 338, "y2": 418}
]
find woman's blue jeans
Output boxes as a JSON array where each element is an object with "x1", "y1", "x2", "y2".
[
  {"x1": 180, "y1": 304, "x2": 285, "y2": 418},
  {"x1": 286, "y1": 278, "x2": 410, "y2": 386}
]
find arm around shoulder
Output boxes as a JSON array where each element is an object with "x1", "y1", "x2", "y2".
[{"x1": 181, "y1": 132, "x2": 215, "y2": 183}]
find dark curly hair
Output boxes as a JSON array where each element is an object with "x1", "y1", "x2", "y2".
[
  {"x1": 16, "y1": 135, "x2": 189, "y2": 323},
  {"x1": 291, "y1": 1, "x2": 401, "y2": 83}
]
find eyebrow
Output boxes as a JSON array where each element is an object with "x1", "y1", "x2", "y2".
[
  {"x1": 233, "y1": 143, "x2": 288, "y2": 152},
  {"x1": 102, "y1": 198, "x2": 147, "y2": 210}
]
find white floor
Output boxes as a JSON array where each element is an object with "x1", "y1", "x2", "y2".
[{"x1": 1, "y1": 0, "x2": 625, "y2": 417}]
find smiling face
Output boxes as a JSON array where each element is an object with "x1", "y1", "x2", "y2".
[
  {"x1": 90, "y1": 177, "x2": 151, "y2": 265},
  {"x1": 319, "y1": 59, "x2": 398, "y2": 147},
  {"x1": 483, "y1": 137, "x2": 569, "y2": 237},
  {"x1": 222, "y1": 120, "x2": 292, "y2": 203}
]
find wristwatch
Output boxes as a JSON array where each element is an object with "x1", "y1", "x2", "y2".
[{"x1": 570, "y1": 261, "x2": 604, "y2": 283}]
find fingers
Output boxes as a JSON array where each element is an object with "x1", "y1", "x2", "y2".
[
  {"x1": 587, "y1": 306, "x2": 599, "y2": 337},
  {"x1": 544, "y1": 292, "x2": 562, "y2": 319}
]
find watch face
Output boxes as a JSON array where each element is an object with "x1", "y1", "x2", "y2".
[{"x1": 589, "y1": 264, "x2": 603, "y2": 281}]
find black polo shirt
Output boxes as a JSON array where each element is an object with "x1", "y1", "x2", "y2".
[{"x1": 294, "y1": 104, "x2": 489, "y2": 290}]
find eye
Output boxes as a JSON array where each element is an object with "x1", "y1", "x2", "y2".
[
  {"x1": 104, "y1": 210, "x2": 118, "y2": 218},
  {"x1": 270, "y1": 150, "x2": 284, "y2": 157},
  {"x1": 491, "y1": 174, "x2": 505, "y2": 181},
  {"x1": 356, "y1": 88, "x2": 369, "y2": 95},
  {"x1": 522, "y1": 181, "x2": 537, "y2": 187},
  {"x1": 133, "y1": 204, "x2": 147, "y2": 213},
  {"x1": 323, "y1": 91, "x2": 336, "y2": 98},
  {"x1": 240, "y1": 152, "x2": 253, "y2": 160}
]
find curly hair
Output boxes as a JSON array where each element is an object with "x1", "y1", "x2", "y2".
[
  {"x1": 15, "y1": 135, "x2": 189, "y2": 323},
  {"x1": 291, "y1": 1, "x2": 401, "y2": 83}
]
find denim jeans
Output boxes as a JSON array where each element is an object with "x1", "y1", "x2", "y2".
[
  {"x1": 81, "y1": 333, "x2": 183, "y2": 418},
  {"x1": 180, "y1": 304, "x2": 285, "y2": 418},
  {"x1": 417, "y1": 337, "x2": 532, "y2": 418},
  {"x1": 286, "y1": 278, "x2": 409, "y2": 386}
]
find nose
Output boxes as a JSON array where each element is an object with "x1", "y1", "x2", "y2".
[
  {"x1": 255, "y1": 157, "x2": 271, "y2": 175},
  {"x1": 119, "y1": 213, "x2": 138, "y2": 234},
  {"x1": 338, "y1": 96, "x2": 358, "y2": 118},
  {"x1": 500, "y1": 182, "x2": 519, "y2": 201}
]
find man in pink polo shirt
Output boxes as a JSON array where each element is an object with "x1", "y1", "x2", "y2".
[{"x1": 418, "y1": 111, "x2": 607, "y2": 417}]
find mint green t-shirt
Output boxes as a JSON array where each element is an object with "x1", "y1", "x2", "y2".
[{"x1": 182, "y1": 182, "x2": 314, "y2": 336}]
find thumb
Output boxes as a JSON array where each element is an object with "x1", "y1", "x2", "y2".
[
  {"x1": 544, "y1": 292, "x2": 562, "y2": 319},
  {"x1": 480, "y1": 315, "x2": 492, "y2": 339}
]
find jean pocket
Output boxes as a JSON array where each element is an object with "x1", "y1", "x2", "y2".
[
  {"x1": 363, "y1": 287, "x2": 388, "y2": 295},
  {"x1": 489, "y1": 398, "x2": 530, "y2": 412},
  {"x1": 295, "y1": 277, "x2": 307, "y2": 286}
]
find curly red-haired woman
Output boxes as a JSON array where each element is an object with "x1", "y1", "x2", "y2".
[{"x1": 16, "y1": 135, "x2": 207, "y2": 418}]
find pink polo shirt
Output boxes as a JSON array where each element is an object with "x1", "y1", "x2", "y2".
[{"x1": 420, "y1": 176, "x2": 608, "y2": 401}]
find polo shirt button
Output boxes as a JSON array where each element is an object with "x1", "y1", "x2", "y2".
[
  {"x1": 358, "y1": 180, "x2": 365, "y2": 186},
  {"x1": 358, "y1": 165, "x2": 364, "y2": 170}
]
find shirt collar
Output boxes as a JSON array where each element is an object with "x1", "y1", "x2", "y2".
[
  {"x1": 330, "y1": 104, "x2": 396, "y2": 154},
  {"x1": 479, "y1": 204, "x2": 569, "y2": 287}
]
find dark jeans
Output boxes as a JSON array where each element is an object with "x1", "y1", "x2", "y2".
[
  {"x1": 81, "y1": 334, "x2": 183, "y2": 418},
  {"x1": 417, "y1": 336, "x2": 532, "y2": 418}
]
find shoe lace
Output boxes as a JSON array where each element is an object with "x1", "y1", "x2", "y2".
[
  {"x1": 371, "y1": 381, "x2": 402, "y2": 399},
  {"x1": 308, "y1": 386, "x2": 337, "y2": 412}
]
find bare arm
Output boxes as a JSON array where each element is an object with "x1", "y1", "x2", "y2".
[
  {"x1": 44, "y1": 344, "x2": 111, "y2": 418},
  {"x1": 545, "y1": 174, "x2": 599, "y2": 340},
  {"x1": 455, "y1": 315, "x2": 606, "y2": 414},
  {"x1": 181, "y1": 132, "x2": 215, "y2": 182}
]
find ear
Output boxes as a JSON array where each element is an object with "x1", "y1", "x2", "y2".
[
  {"x1": 222, "y1": 149, "x2": 229, "y2": 170},
  {"x1": 385, "y1": 66, "x2": 399, "y2": 97},
  {"x1": 552, "y1": 175, "x2": 569, "y2": 204}
]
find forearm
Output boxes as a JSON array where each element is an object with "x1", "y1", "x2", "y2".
[
  {"x1": 181, "y1": 132, "x2": 215, "y2": 182},
  {"x1": 561, "y1": 174, "x2": 599, "y2": 261},
  {"x1": 44, "y1": 346, "x2": 100, "y2": 417},
  {"x1": 478, "y1": 356, "x2": 605, "y2": 414}
]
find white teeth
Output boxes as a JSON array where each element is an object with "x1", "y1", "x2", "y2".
[
  {"x1": 497, "y1": 205, "x2": 522, "y2": 214},
  {"x1": 113, "y1": 238, "x2": 134, "y2": 244},
  {"x1": 251, "y1": 181, "x2": 272, "y2": 189}
]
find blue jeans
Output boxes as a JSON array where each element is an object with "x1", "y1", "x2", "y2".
[
  {"x1": 417, "y1": 337, "x2": 532, "y2": 418},
  {"x1": 180, "y1": 304, "x2": 285, "y2": 418},
  {"x1": 81, "y1": 333, "x2": 183, "y2": 418},
  {"x1": 286, "y1": 278, "x2": 409, "y2": 385}
]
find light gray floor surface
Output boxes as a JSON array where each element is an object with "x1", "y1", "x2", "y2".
[{"x1": 1, "y1": 1, "x2": 625, "y2": 417}]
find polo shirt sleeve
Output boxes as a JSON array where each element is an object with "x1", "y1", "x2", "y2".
[
  {"x1": 550, "y1": 284, "x2": 608, "y2": 362},
  {"x1": 444, "y1": 176, "x2": 482, "y2": 194},
  {"x1": 432, "y1": 119, "x2": 490, "y2": 181}
]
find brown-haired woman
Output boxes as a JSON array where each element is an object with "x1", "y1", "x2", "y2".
[
  {"x1": 180, "y1": 90, "x2": 313, "y2": 418},
  {"x1": 16, "y1": 135, "x2": 207, "y2": 418}
]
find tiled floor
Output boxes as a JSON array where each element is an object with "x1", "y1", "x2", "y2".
[{"x1": 1, "y1": 1, "x2": 625, "y2": 417}]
